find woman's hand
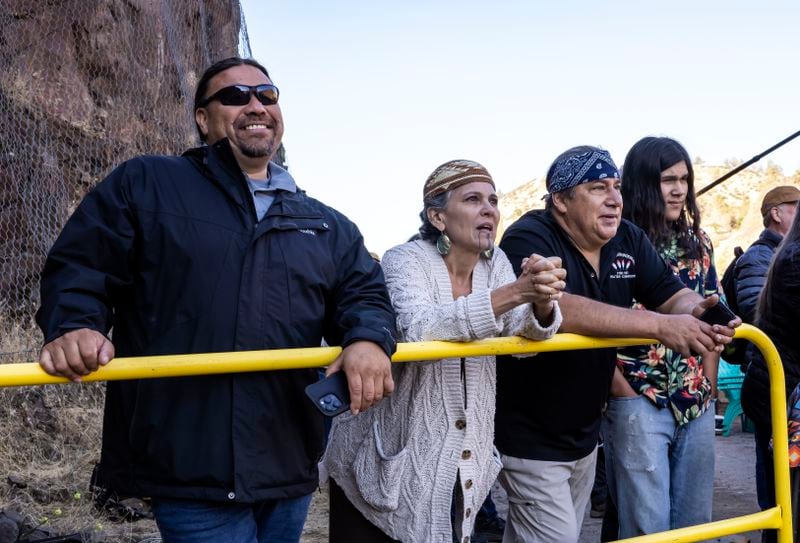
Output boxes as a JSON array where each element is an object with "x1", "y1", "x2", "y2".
[
  {"x1": 518, "y1": 254, "x2": 567, "y2": 318},
  {"x1": 490, "y1": 254, "x2": 566, "y2": 320}
]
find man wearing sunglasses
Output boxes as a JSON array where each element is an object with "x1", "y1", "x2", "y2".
[{"x1": 36, "y1": 57, "x2": 397, "y2": 542}]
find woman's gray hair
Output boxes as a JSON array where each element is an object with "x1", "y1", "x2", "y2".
[{"x1": 418, "y1": 191, "x2": 452, "y2": 242}]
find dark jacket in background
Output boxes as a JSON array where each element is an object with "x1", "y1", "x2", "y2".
[
  {"x1": 36, "y1": 139, "x2": 397, "y2": 502},
  {"x1": 742, "y1": 241, "x2": 800, "y2": 427},
  {"x1": 734, "y1": 228, "x2": 782, "y2": 324}
]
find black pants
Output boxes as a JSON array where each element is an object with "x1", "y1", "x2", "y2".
[
  {"x1": 754, "y1": 423, "x2": 777, "y2": 543},
  {"x1": 329, "y1": 478, "x2": 400, "y2": 543},
  {"x1": 594, "y1": 445, "x2": 619, "y2": 542}
]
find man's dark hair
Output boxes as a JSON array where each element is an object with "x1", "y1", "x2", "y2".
[
  {"x1": 621, "y1": 136, "x2": 702, "y2": 258},
  {"x1": 544, "y1": 187, "x2": 577, "y2": 213},
  {"x1": 193, "y1": 57, "x2": 271, "y2": 143}
]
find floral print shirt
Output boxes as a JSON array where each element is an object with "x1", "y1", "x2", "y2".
[{"x1": 617, "y1": 228, "x2": 718, "y2": 425}]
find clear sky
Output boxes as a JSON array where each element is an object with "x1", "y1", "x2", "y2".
[{"x1": 240, "y1": 0, "x2": 800, "y2": 254}]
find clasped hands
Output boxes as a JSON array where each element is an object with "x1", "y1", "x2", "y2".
[{"x1": 517, "y1": 254, "x2": 567, "y2": 316}]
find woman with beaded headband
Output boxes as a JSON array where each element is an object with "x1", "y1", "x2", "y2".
[{"x1": 322, "y1": 159, "x2": 566, "y2": 542}]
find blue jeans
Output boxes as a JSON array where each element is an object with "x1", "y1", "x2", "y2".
[
  {"x1": 152, "y1": 494, "x2": 313, "y2": 543},
  {"x1": 603, "y1": 396, "x2": 715, "y2": 538}
]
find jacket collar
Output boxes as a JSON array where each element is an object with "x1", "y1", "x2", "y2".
[
  {"x1": 183, "y1": 140, "x2": 322, "y2": 219},
  {"x1": 183, "y1": 139, "x2": 252, "y2": 210},
  {"x1": 760, "y1": 228, "x2": 784, "y2": 248},
  {"x1": 265, "y1": 188, "x2": 321, "y2": 219}
]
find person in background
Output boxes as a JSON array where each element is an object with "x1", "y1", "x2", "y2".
[
  {"x1": 742, "y1": 196, "x2": 800, "y2": 543},
  {"x1": 736, "y1": 186, "x2": 799, "y2": 536},
  {"x1": 605, "y1": 136, "x2": 720, "y2": 537},
  {"x1": 36, "y1": 56, "x2": 397, "y2": 543},
  {"x1": 496, "y1": 145, "x2": 740, "y2": 543},
  {"x1": 735, "y1": 186, "x2": 800, "y2": 324},
  {"x1": 322, "y1": 160, "x2": 565, "y2": 543}
]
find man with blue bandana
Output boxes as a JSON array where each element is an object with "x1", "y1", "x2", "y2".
[{"x1": 495, "y1": 145, "x2": 739, "y2": 542}]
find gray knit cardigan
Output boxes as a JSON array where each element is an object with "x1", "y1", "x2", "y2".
[{"x1": 321, "y1": 240, "x2": 561, "y2": 543}]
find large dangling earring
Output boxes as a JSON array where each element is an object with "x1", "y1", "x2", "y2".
[{"x1": 436, "y1": 231, "x2": 451, "y2": 256}]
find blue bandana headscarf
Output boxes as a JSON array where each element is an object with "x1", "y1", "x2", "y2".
[{"x1": 547, "y1": 149, "x2": 619, "y2": 194}]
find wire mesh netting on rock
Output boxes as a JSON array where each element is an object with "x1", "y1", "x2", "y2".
[
  {"x1": 0, "y1": 2, "x2": 252, "y2": 539},
  {"x1": 0, "y1": 0, "x2": 251, "y2": 360}
]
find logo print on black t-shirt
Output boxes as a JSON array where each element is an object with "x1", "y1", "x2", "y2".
[{"x1": 610, "y1": 252, "x2": 636, "y2": 279}]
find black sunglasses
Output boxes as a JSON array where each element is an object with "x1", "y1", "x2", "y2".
[{"x1": 198, "y1": 84, "x2": 280, "y2": 107}]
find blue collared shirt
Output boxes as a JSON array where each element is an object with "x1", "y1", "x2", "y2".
[{"x1": 245, "y1": 162, "x2": 297, "y2": 221}]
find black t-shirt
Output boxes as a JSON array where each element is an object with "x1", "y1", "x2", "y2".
[{"x1": 495, "y1": 210, "x2": 684, "y2": 461}]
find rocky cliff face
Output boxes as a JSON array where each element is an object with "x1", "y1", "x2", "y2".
[
  {"x1": 0, "y1": 0, "x2": 243, "y2": 319},
  {"x1": 498, "y1": 164, "x2": 799, "y2": 273}
]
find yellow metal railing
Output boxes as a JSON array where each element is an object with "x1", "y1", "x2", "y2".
[{"x1": 0, "y1": 324, "x2": 790, "y2": 542}]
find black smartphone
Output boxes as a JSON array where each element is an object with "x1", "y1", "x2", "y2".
[
  {"x1": 305, "y1": 371, "x2": 351, "y2": 417},
  {"x1": 698, "y1": 301, "x2": 737, "y2": 326}
]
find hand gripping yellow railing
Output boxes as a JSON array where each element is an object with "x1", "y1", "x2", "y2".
[{"x1": 0, "y1": 324, "x2": 790, "y2": 542}]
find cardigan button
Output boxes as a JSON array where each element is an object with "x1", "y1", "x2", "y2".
[
  {"x1": 461, "y1": 450, "x2": 472, "y2": 460},
  {"x1": 227, "y1": 492, "x2": 235, "y2": 500},
  {"x1": 464, "y1": 479, "x2": 473, "y2": 489},
  {"x1": 465, "y1": 508, "x2": 472, "y2": 517},
  {"x1": 455, "y1": 419, "x2": 466, "y2": 430}
]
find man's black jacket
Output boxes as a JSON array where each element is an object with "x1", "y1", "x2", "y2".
[
  {"x1": 36, "y1": 139, "x2": 397, "y2": 502},
  {"x1": 734, "y1": 228, "x2": 782, "y2": 324}
]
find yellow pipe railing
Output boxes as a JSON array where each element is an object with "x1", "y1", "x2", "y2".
[
  {"x1": 0, "y1": 324, "x2": 790, "y2": 542},
  {"x1": 0, "y1": 335, "x2": 673, "y2": 387}
]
